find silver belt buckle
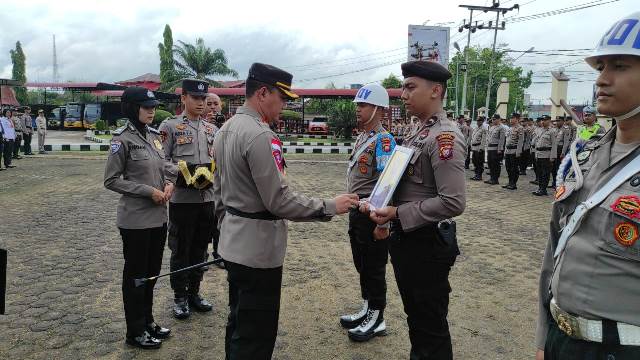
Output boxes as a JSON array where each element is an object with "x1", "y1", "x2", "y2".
[{"x1": 550, "y1": 299, "x2": 583, "y2": 339}]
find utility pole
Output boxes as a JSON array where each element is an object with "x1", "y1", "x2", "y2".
[
  {"x1": 53, "y1": 34, "x2": 59, "y2": 83},
  {"x1": 459, "y1": 1, "x2": 519, "y2": 115}
]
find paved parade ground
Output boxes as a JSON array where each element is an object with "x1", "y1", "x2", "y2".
[{"x1": 0, "y1": 154, "x2": 552, "y2": 359}]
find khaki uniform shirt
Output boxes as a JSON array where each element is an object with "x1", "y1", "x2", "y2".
[
  {"x1": 556, "y1": 125, "x2": 572, "y2": 157},
  {"x1": 394, "y1": 111, "x2": 466, "y2": 232},
  {"x1": 470, "y1": 126, "x2": 486, "y2": 152},
  {"x1": 523, "y1": 126, "x2": 532, "y2": 151},
  {"x1": 22, "y1": 114, "x2": 33, "y2": 135},
  {"x1": 486, "y1": 124, "x2": 506, "y2": 152},
  {"x1": 11, "y1": 116, "x2": 24, "y2": 134},
  {"x1": 159, "y1": 114, "x2": 217, "y2": 203},
  {"x1": 505, "y1": 124, "x2": 525, "y2": 157},
  {"x1": 212, "y1": 105, "x2": 337, "y2": 269},
  {"x1": 531, "y1": 127, "x2": 543, "y2": 154},
  {"x1": 36, "y1": 116, "x2": 47, "y2": 135},
  {"x1": 347, "y1": 125, "x2": 396, "y2": 196},
  {"x1": 536, "y1": 128, "x2": 640, "y2": 348},
  {"x1": 103, "y1": 122, "x2": 175, "y2": 229},
  {"x1": 535, "y1": 127, "x2": 558, "y2": 160},
  {"x1": 458, "y1": 123, "x2": 472, "y2": 147}
]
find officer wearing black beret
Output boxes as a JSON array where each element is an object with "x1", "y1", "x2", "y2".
[
  {"x1": 363, "y1": 60, "x2": 466, "y2": 359},
  {"x1": 159, "y1": 79, "x2": 218, "y2": 319}
]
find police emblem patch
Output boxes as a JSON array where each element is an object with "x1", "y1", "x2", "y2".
[
  {"x1": 147, "y1": 90, "x2": 155, "y2": 98},
  {"x1": 611, "y1": 195, "x2": 640, "y2": 220},
  {"x1": 160, "y1": 130, "x2": 168, "y2": 143},
  {"x1": 631, "y1": 175, "x2": 640, "y2": 187},
  {"x1": 153, "y1": 139, "x2": 163, "y2": 151},
  {"x1": 359, "y1": 165, "x2": 368, "y2": 174},
  {"x1": 436, "y1": 133, "x2": 455, "y2": 161},
  {"x1": 110, "y1": 140, "x2": 122, "y2": 154},
  {"x1": 382, "y1": 137, "x2": 391, "y2": 152},
  {"x1": 359, "y1": 154, "x2": 368, "y2": 164},
  {"x1": 176, "y1": 124, "x2": 187, "y2": 130},
  {"x1": 198, "y1": 83, "x2": 205, "y2": 91},
  {"x1": 614, "y1": 222, "x2": 639, "y2": 247}
]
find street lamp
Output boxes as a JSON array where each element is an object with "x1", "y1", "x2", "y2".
[{"x1": 453, "y1": 42, "x2": 462, "y2": 117}]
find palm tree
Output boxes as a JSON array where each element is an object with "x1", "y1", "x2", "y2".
[{"x1": 168, "y1": 38, "x2": 238, "y2": 89}]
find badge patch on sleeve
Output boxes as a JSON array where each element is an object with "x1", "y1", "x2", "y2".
[
  {"x1": 614, "y1": 222, "x2": 639, "y2": 247},
  {"x1": 153, "y1": 139, "x2": 163, "y2": 151},
  {"x1": 611, "y1": 195, "x2": 640, "y2": 220},
  {"x1": 436, "y1": 133, "x2": 455, "y2": 160},
  {"x1": 271, "y1": 138, "x2": 285, "y2": 173},
  {"x1": 160, "y1": 130, "x2": 168, "y2": 143},
  {"x1": 381, "y1": 137, "x2": 391, "y2": 152},
  {"x1": 110, "y1": 140, "x2": 122, "y2": 154},
  {"x1": 555, "y1": 185, "x2": 566, "y2": 200}
]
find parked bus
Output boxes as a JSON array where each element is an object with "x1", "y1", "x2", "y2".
[
  {"x1": 83, "y1": 103, "x2": 102, "y2": 129},
  {"x1": 63, "y1": 103, "x2": 84, "y2": 129}
]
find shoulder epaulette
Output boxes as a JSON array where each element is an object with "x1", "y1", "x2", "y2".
[
  {"x1": 112, "y1": 126, "x2": 126, "y2": 135},
  {"x1": 148, "y1": 126, "x2": 160, "y2": 134}
]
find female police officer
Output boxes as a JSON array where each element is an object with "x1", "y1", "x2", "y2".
[
  {"x1": 536, "y1": 11, "x2": 640, "y2": 360},
  {"x1": 104, "y1": 86, "x2": 175, "y2": 349}
]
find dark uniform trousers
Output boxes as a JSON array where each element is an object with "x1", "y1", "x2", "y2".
[
  {"x1": 519, "y1": 149, "x2": 530, "y2": 174},
  {"x1": 119, "y1": 224, "x2": 167, "y2": 337},
  {"x1": 464, "y1": 146, "x2": 471, "y2": 169},
  {"x1": 389, "y1": 223, "x2": 457, "y2": 360},
  {"x1": 13, "y1": 134, "x2": 22, "y2": 157},
  {"x1": 544, "y1": 314, "x2": 640, "y2": 360},
  {"x1": 487, "y1": 150, "x2": 502, "y2": 182},
  {"x1": 168, "y1": 201, "x2": 215, "y2": 297},
  {"x1": 504, "y1": 153, "x2": 519, "y2": 185},
  {"x1": 348, "y1": 209, "x2": 389, "y2": 310},
  {"x1": 532, "y1": 153, "x2": 539, "y2": 181},
  {"x1": 472, "y1": 150, "x2": 485, "y2": 178},
  {"x1": 550, "y1": 150, "x2": 562, "y2": 187},
  {"x1": 225, "y1": 261, "x2": 282, "y2": 360},
  {"x1": 536, "y1": 158, "x2": 552, "y2": 192},
  {"x1": 23, "y1": 132, "x2": 32, "y2": 154},
  {"x1": 2, "y1": 139, "x2": 14, "y2": 167}
]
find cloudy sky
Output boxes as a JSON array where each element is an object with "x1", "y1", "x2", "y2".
[{"x1": 0, "y1": 0, "x2": 636, "y2": 105}]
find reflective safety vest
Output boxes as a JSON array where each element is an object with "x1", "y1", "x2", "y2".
[{"x1": 578, "y1": 123, "x2": 602, "y2": 140}]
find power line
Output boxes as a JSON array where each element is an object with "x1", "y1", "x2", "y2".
[
  {"x1": 506, "y1": 0, "x2": 621, "y2": 23},
  {"x1": 296, "y1": 58, "x2": 405, "y2": 83}
]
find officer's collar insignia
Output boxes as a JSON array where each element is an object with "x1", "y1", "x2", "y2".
[
  {"x1": 154, "y1": 139, "x2": 163, "y2": 151},
  {"x1": 614, "y1": 221, "x2": 639, "y2": 247},
  {"x1": 611, "y1": 195, "x2": 640, "y2": 220},
  {"x1": 407, "y1": 164, "x2": 415, "y2": 176},
  {"x1": 630, "y1": 175, "x2": 640, "y2": 187}
]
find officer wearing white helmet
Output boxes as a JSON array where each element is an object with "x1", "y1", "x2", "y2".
[
  {"x1": 536, "y1": 11, "x2": 640, "y2": 360},
  {"x1": 578, "y1": 105, "x2": 606, "y2": 140},
  {"x1": 340, "y1": 83, "x2": 396, "y2": 342}
]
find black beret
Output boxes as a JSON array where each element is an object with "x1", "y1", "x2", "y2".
[
  {"x1": 492, "y1": 113, "x2": 501, "y2": 119},
  {"x1": 542, "y1": 115, "x2": 551, "y2": 120},
  {"x1": 122, "y1": 86, "x2": 160, "y2": 106},
  {"x1": 401, "y1": 61, "x2": 451, "y2": 82},
  {"x1": 248, "y1": 62, "x2": 299, "y2": 99},
  {"x1": 475, "y1": 116, "x2": 484, "y2": 121},
  {"x1": 182, "y1": 79, "x2": 209, "y2": 96}
]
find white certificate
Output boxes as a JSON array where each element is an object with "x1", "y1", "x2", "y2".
[{"x1": 368, "y1": 146, "x2": 414, "y2": 210}]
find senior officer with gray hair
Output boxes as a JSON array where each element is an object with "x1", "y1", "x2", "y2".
[
  {"x1": 536, "y1": 11, "x2": 640, "y2": 359},
  {"x1": 212, "y1": 63, "x2": 359, "y2": 359},
  {"x1": 104, "y1": 87, "x2": 175, "y2": 349},
  {"x1": 159, "y1": 79, "x2": 218, "y2": 319},
  {"x1": 363, "y1": 60, "x2": 466, "y2": 360}
]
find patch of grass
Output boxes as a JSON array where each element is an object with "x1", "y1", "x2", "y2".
[
  {"x1": 281, "y1": 136, "x2": 353, "y2": 143},
  {"x1": 95, "y1": 135, "x2": 112, "y2": 140}
]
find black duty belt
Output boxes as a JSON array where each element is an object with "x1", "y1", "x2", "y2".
[
  {"x1": 226, "y1": 206, "x2": 281, "y2": 221},
  {"x1": 472, "y1": 143, "x2": 481, "y2": 146},
  {"x1": 537, "y1": 147, "x2": 551, "y2": 151},
  {"x1": 506, "y1": 145, "x2": 517, "y2": 149}
]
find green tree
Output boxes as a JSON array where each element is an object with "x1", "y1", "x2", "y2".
[
  {"x1": 172, "y1": 38, "x2": 238, "y2": 88},
  {"x1": 381, "y1": 74, "x2": 402, "y2": 89},
  {"x1": 327, "y1": 100, "x2": 356, "y2": 139},
  {"x1": 448, "y1": 45, "x2": 532, "y2": 116},
  {"x1": 158, "y1": 24, "x2": 177, "y2": 89},
  {"x1": 10, "y1": 41, "x2": 27, "y2": 104},
  {"x1": 280, "y1": 109, "x2": 301, "y2": 122}
]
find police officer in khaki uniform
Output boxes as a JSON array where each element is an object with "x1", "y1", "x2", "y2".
[
  {"x1": 159, "y1": 79, "x2": 217, "y2": 319},
  {"x1": 550, "y1": 117, "x2": 572, "y2": 189},
  {"x1": 503, "y1": 112, "x2": 525, "y2": 190},
  {"x1": 10, "y1": 111, "x2": 24, "y2": 159},
  {"x1": 36, "y1": 110, "x2": 47, "y2": 154},
  {"x1": 364, "y1": 60, "x2": 466, "y2": 360},
  {"x1": 470, "y1": 116, "x2": 487, "y2": 181},
  {"x1": 104, "y1": 87, "x2": 174, "y2": 349},
  {"x1": 485, "y1": 113, "x2": 506, "y2": 185},
  {"x1": 532, "y1": 115, "x2": 557, "y2": 196},
  {"x1": 530, "y1": 118, "x2": 543, "y2": 184},
  {"x1": 22, "y1": 107, "x2": 34, "y2": 155},
  {"x1": 520, "y1": 118, "x2": 532, "y2": 175},
  {"x1": 212, "y1": 63, "x2": 358, "y2": 359},
  {"x1": 457, "y1": 116, "x2": 472, "y2": 169},
  {"x1": 536, "y1": 12, "x2": 640, "y2": 359},
  {"x1": 340, "y1": 83, "x2": 396, "y2": 342}
]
